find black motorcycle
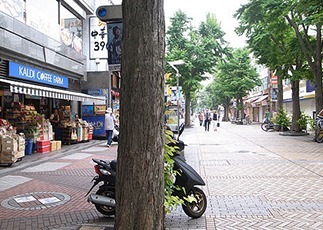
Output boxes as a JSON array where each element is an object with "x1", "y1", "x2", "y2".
[
  {"x1": 86, "y1": 125, "x2": 207, "y2": 218},
  {"x1": 86, "y1": 158, "x2": 116, "y2": 215}
]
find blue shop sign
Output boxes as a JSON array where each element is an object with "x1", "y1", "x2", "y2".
[
  {"x1": 8, "y1": 61, "x2": 68, "y2": 88},
  {"x1": 82, "y1": 115, "x2": 106, "y2": 137}
]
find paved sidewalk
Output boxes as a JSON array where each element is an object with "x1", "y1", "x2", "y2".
[
  {"x1": 1, "y1": 122, "x2": 323, "y2": 229},
  {"x1": 165, "y1": 121, "x2": 323, "y2": 229}
]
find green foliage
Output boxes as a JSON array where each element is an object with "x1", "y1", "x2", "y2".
[
  {"x1": 207, "y1": 48, "x2": 261, "y2": 110},
  {"x1": 164, "y1": 129, "x2": 184, "y2": 213},
  {"x1": 308, "y1": 118, "x2": 316, "y2": 131},
  {"x1": 272, "y1": 109, "x2": 291, "y2": 128},
  {"x1": 297, "y1": 111, "x2": 311, "y2": 131},
  {"x1": 166, "y1": 11, "x2": 228, "y2": 115}
]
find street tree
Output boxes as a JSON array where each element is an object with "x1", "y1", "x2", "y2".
[
  {"x1": 216, "y1": 48, "x2": 260, "y2": 120},
  {"x1": 115, "y1": 0, "x2": 165, "y2": 229},
  {"x1": 204, "y1": 72, "x2": 234, "y2": 121},
  {"x1": 236, "y1": 0, "x2": 313, "y2": 131},
  {"x1": 166, "y1": 11, "x2": 228, "y2": 126},
  {"x1": 238, "y1": 0, "x2": 323, "y2": 113}
]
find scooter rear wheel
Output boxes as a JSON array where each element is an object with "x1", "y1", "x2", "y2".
[
  {"x1": 182, "y1": 187, "x2": 207, "y2": 218},
  {"x1": 95, "y1": 187, "x2": 115, "y2": 216}
]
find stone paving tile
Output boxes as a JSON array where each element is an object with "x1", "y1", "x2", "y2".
[
  {"x1": 0, "y1": 175, "x2": 32, "y2": 192},
  {"x1": 20, "y1": 162, "x2": 71, "y2": 173},
  {"x1": 60, "y1": 153, "x2": 93, "y2": 160}
]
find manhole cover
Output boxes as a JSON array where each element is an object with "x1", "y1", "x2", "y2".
[{"x1": 1, "y1": 192, "x2": 70, "y2": 210}]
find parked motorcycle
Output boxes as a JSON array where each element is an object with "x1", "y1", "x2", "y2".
[
  {"x1": 86, "y1": 158, "x2": 116, "y2": 215},
  {"x1": 315, "y1": 109, "x2": 323, "y2": 143},
  {"x1": 86, "y1": 124, "x2": 207, "y2": 218}
]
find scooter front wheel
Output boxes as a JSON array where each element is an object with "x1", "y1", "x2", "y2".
[
  {"x1": 182, "y1": 187, "x2": 207, "y2": 218},
  {"x1": 95, "y1": 187, "x2": 115, "y2": 216}
]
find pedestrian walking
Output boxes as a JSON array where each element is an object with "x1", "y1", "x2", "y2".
[
  {"x1": 49, "y1": 109, "x2": 60, "y2": 139},
  {"x1": 105, "y1": 107, "x2": 116, "y2": 147},
  {"x1": 198, "y1": 112, "x2": 204, "y2": 126},
  {"x1": 264, "y1": 109, "x2": 270, "y2": 123},
  {"x1": 204, "y1": 109, "x2": 211, "y2": 131},
  {"x1": 212, "y1": 110, "x2": 218, "y2": 131}
]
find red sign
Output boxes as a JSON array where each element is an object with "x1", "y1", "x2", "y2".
[{"x1": 272, "y1": 75, "x2": 278, "y2": 85}]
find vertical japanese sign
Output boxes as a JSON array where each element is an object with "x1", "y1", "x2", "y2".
[{"x1": 89, "y1": 17, "x2": 108, "y2": 59}]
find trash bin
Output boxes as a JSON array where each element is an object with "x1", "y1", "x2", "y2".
[{"x1": 25, "y1": 139, "x2": 34, "y2": 155}]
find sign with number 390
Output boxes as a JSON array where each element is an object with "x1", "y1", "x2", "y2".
[{"x1": 89, "y1": 17, "x2": 108, "y2": 59}]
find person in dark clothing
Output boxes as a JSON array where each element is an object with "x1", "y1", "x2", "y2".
[
  {"x1": 50, "y1": 109, "x2": 60, "y2": 139},
  {"x1": 204, "y1": 109, "x2": 211, "y2": 131}
]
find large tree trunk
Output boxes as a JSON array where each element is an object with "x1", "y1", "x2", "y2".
[
  {"x1": 291, "y1": 79, "x2": 300, "y2": 132},
  {"x1": 277, "y1": 74, "x2": 283, "y2": 111},
  {"x1": 287, "y1": 18, "x2": 323, "y2": 113},
  {"x1": 314, "y1": 24, "x2": 323, "y2": 114},
  {"x1": 115, "y1": 0, "x2": 165, "y2": 229},
  {"x1": 185, "y1": 93, "x2": 191, "y2": 127}
]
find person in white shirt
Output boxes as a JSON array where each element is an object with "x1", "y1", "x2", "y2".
[{"x1": 104, "y1": 107, "x2": 116, "y2": 147}]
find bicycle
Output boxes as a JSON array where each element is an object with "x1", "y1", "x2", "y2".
[{"x1": 261, "y1": 120, "x2": 275, "y2": 132}]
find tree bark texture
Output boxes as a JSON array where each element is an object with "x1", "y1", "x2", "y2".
[
  {"x1": 277, "y1": 75, "x2": 283, "y2": 111},
  {"x1": 291, "y1": 79, "x2": 300, "y2": 132},
  {"x1": 314, "y1": 24, "x2": 323, "y2": 114},
  {"x1": 115, "y1": 0, "x2": 165, "y2": 229},
  {"x1": 185, "y1": 93, "x2": 191, "y2": 127}
]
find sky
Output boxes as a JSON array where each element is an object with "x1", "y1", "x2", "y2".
[
  {"x1": 164, "y1": 0, "x2": 248, "y2": 48},
  {"x1": 107, "y1": 0, "x2": 248, "y2": 48}
]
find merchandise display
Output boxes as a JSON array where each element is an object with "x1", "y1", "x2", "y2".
[
  {"x1": 0, "y1": 103, "x2": 92, "y2": 166},
  {"x1": 0, "y1": 123, "x2": 25, "y2": 165},
  {"x1": 60, "y1": 119, "x2": 90, "y2": 145}
]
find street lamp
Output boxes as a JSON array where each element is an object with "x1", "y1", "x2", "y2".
[{"x1": 168, "y1": 60, "x2": 185, "y2": 134}]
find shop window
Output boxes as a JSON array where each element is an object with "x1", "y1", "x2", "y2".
[
  {"x1": 25, "y1": 0, "x2": 60, "y2": 40},
  {"x1": 0, "y1": 0, "x2": 26, "y2": 23},
  {"x1": 60, "y1": 4, "x2": 83, "y2": 53}
]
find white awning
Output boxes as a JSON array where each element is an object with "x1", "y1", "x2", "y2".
[
  {"x1": 244, "y1": 96, "x2": 261, "y2": 103},
  {"x1": 0, "y1": 78, "x2": 105, "y2": 103},
  {"x1": 253, "y1": 95, "x2": 268, "y2": 104}
]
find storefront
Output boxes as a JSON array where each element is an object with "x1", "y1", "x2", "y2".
[{"x1": 0, "y1": 59, "x2": 104, "y2": 165}]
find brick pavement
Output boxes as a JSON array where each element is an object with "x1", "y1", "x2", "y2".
[{"x1": 0, "y1": 122, "x2": 323, "y2": 229}]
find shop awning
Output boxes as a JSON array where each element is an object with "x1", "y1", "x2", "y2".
[
  {"x1": 0, "y1": 78, "x2": 105, "y2": 103},
  {"x1": 244, "y1": 96, "x2": 261, "y2": 103},
  {"x1": 253, "y1": 95, "x2": 268, "y2": 104}
]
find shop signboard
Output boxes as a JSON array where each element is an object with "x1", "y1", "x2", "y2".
[
  {"x1": 8, "y1": 62, "x2": 68, "y2": 88},
  {"x1": 82, "y1": 115, "x2": 105, "y2": 137},
  {"x1": 106, "y1": 21, "x2": 122, "y2": 65},
  {"x1": 81, "y1": 104, "x2": 107, "y2": 138},
  {"x1": 89, "y1": 17, "x2": 108, "y2": 59}
]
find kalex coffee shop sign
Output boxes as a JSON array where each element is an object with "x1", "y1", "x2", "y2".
[{"x1": 8, "y1": 61, "x2": 68, "y2": 88}]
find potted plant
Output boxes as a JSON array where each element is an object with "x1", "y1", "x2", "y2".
[
  {"x1": 272, "y1": 109, "x2": 291, "y2": 131},
  {"x1": 297, "y1": 111, "x2": 311, "y2": 132}
]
